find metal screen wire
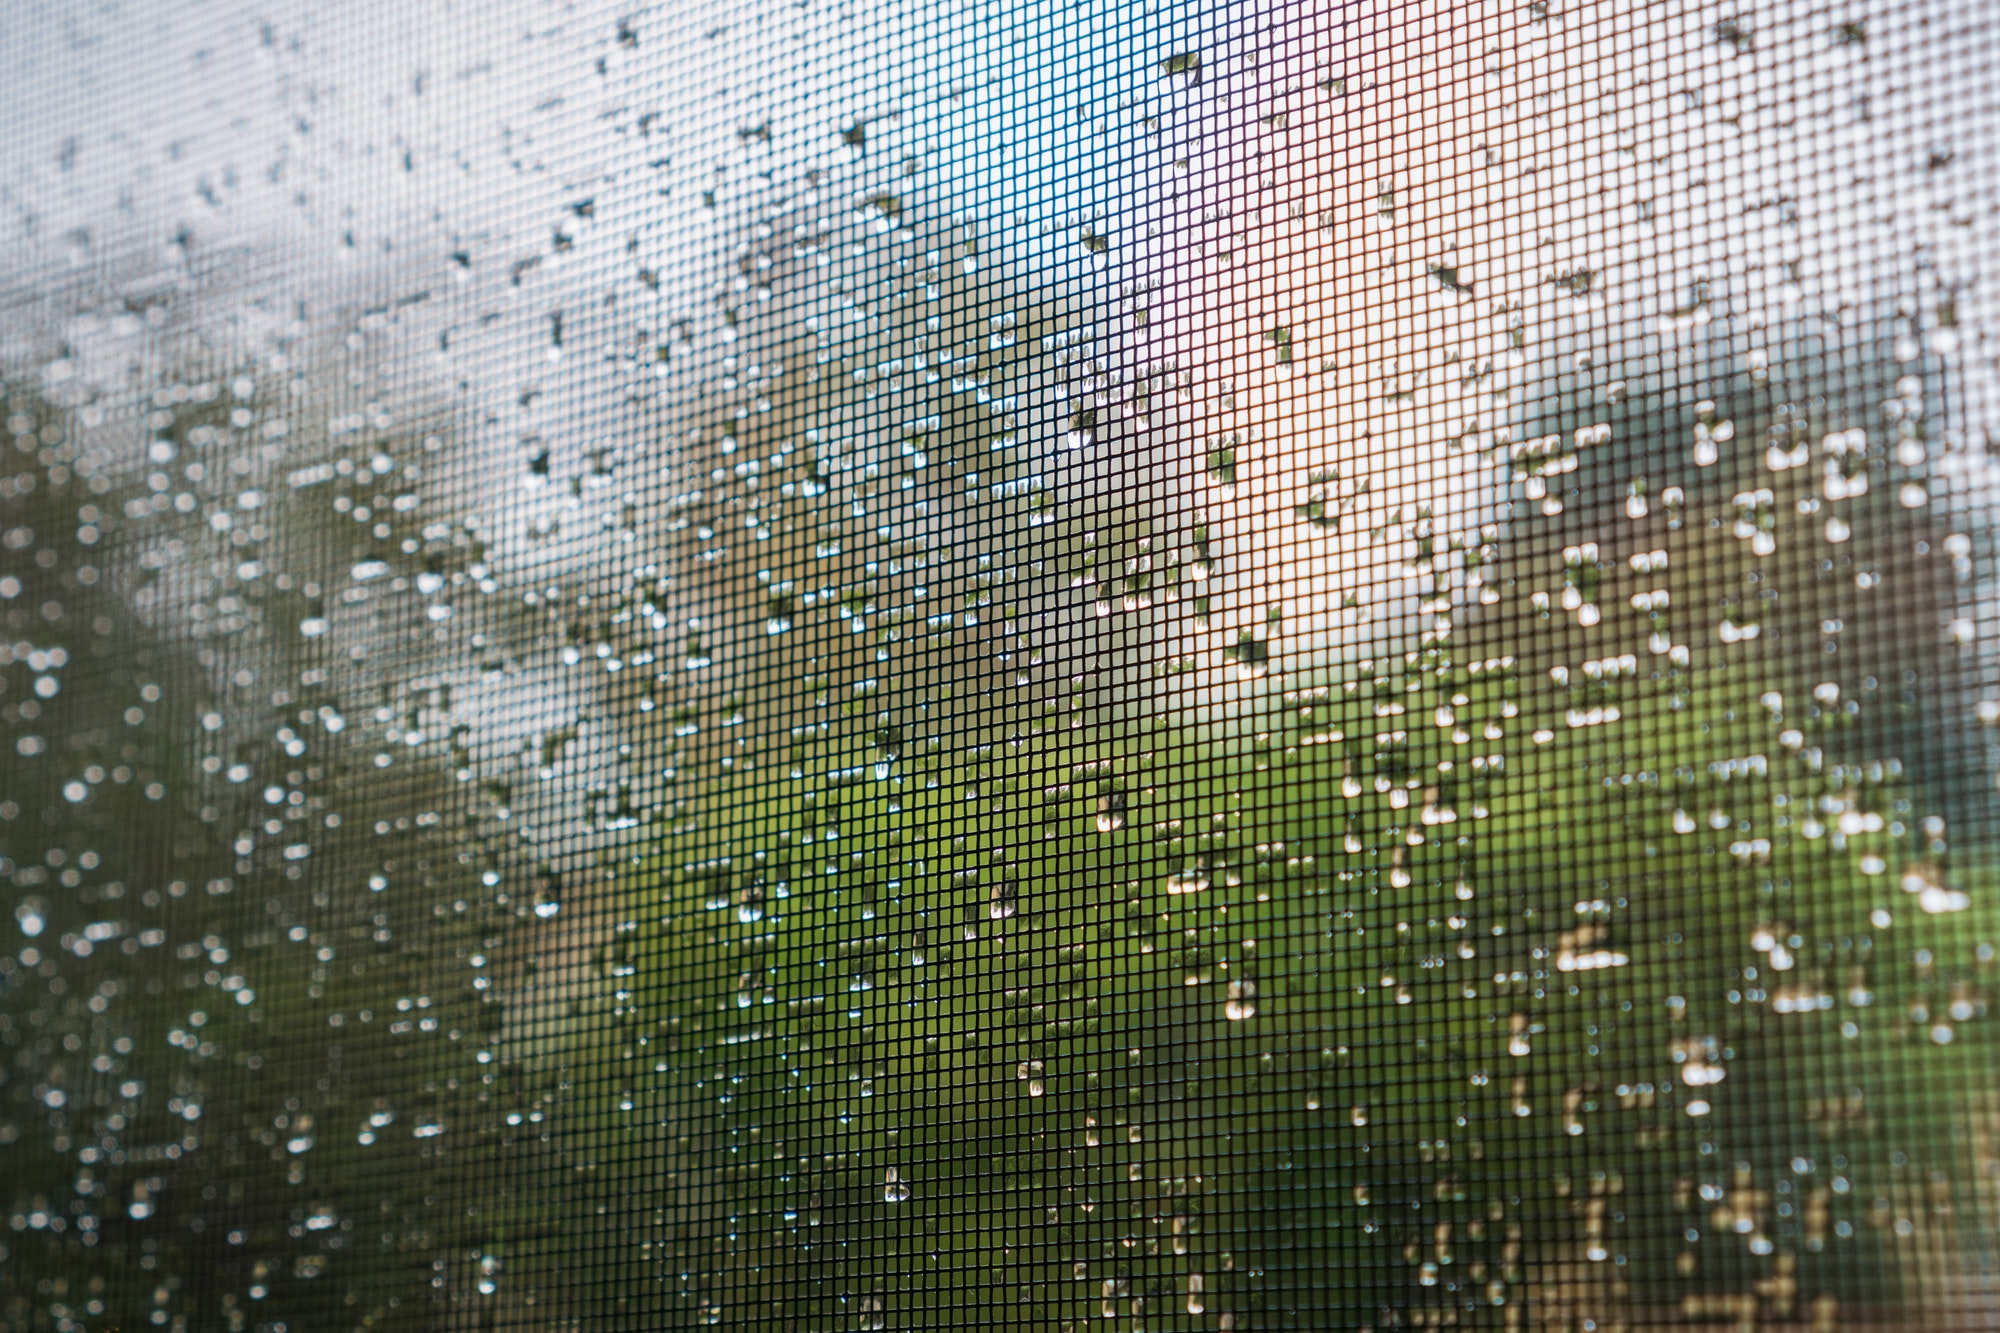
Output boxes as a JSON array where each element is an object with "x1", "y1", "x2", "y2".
[{"x1": 3, "y1": 0, "x2": 1999, "y2": 1328}]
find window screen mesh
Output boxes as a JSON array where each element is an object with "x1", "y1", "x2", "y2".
[{"x1": 3, "y1": 1, "x2": 1999, "y2": 1329}]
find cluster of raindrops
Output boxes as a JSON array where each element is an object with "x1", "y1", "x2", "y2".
[{"x1": 3, "y1": 0, "x2": 1999, "y2": 1330}]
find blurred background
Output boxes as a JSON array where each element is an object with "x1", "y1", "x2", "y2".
[{"x1": 2, "y1": 0, "x2": 1999, "y2": 1328}]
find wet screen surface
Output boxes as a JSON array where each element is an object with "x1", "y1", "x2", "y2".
[{"x1": 3, "y1": 0, "x2": 2000, "y2": 1329}]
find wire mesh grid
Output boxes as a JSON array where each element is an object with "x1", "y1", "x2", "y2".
[{"x1": 1, "y1": 0, "x2": 1999, "y2": 1329}]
